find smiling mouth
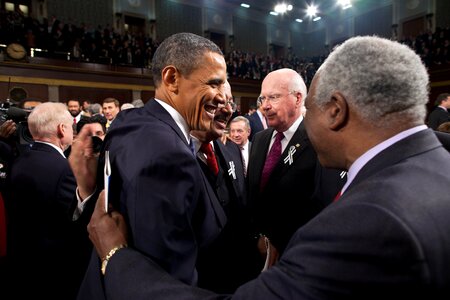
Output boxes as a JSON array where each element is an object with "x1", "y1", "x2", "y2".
[{"x1": 204, "y1": 104, "x2": 217, "y2": 118}]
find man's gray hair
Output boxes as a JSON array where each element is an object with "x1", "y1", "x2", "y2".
[
  {"x1": 28, "y1": 102, "x2": 72, "y2": 139},
  {"x1": 230, "y1": 115, "x2": 250, "y2": 129},
  {"x1": 316, "y1": 36, "x2": 429, "y2": 124},
  {"x1": 87, "y1": 103, "x2": 102, "y2": 115},
  {"x1": 152, "y1": 32, "x2": 223, "y2": 87}
]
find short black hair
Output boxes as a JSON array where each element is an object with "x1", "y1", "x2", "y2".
[
  {"x1": 77, "y1": 114, "x2": 107, "y2": 134},
  {"x1": 435, "y1": 93, "x2": 450, "y2": 106},
  {"x1": 152, "y1": 32, "x2": 223, "y2": 87}
]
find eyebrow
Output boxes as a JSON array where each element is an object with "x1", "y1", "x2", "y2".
[{"x1": 207, "y1": 78, "x2": 225, "y2": 85}]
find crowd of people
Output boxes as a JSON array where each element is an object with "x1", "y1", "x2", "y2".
[
  {"x1": 0, "y1": 9, "x2": 321, "y2": 86},
  {"x1": 1, "y1": 24, "x2": 450, "y2": 300}
]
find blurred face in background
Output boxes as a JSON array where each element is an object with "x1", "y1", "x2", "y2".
[
  {"x1": 102, "y1": 102, "x2": 120, "y2": 121},
  {"x1": 229, "y1": 119, "x2": 250, "y2": 147},
  {"x1": 67, "y1": 100, "x2": 81, "y2": 117}
]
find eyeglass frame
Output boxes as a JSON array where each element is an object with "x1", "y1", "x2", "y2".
[{"x1": 257, "y1": 91, "x2": 298, "y2": 105}]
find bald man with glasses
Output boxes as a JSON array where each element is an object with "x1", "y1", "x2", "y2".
[{"x1": 247, "y1": 68, "x2": 344, "y2": 271}]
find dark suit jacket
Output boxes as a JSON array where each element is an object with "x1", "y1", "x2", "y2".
[
  {"x1": 427, "y1": 106, "x2": 450, "y2": 130},
  {"x1": 434, "y1": 130, "x2": 450, "y2": 152},
  {"x1": 196, "y1": 139, "x2": 256, "y2": 293},
  {"x1": 102, "y1": 129, "x2": 450, "y2": 300},
  {"x1": 77, "y1": 100, "x2": 226, "y2": 299},
  {"x1": 247, "y1": 122, "x2": 343, "y2": 254},
  {"x1": 8, "y1": 142, "x2": 91, "y2": 299},
  {"x1": 246, "y1": 112, "x2": 265, "y2": 142}
]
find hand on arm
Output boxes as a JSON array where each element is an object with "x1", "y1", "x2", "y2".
[{"x1": 88, "y1": 190, "x2": 128, "y2": 261}]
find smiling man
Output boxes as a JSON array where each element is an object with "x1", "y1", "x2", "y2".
[{"x1": 72, "y1": 32, "x2": 228, "y2": 299}]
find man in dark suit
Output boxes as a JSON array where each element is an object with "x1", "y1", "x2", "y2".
[
  {"x1": 7, "y1": 102, "x2": 92, "y2": 299},
  {"x1": 71, "y1": 32, "x2": 228, "y2": 299},
  {"x1": 248, "y1": 68, "x2": 343, "y2": 268},
  {"x1": 427, "y1": 93, "x2": 450, "y2": 130},
  {"x1": 84, "y1": 36, "x2": 450, "y2": 299},
  {"x1": 192, "y1": 82, "x2": 255, "y2": 293},
  {"x1": 245, "y1": 101, "x2": 266, "y2": 141},
  {"x1": 228, "y1": 116, "x2": 251, "y2": 176}
]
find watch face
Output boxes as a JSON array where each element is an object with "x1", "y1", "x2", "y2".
[{"x1": 6, "y1": 43, "x2": 26, "y2": 60}]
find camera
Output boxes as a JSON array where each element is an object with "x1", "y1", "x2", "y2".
[{"x1": 0, "y1": 101, "x2": 33, "y2": 146}]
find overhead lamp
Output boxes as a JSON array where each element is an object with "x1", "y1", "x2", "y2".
[
  {"x1": 274, "y1": 3, "x2": 293, "y2": 14},
  {"x1": 306, "y1": 4, "x2": 318, "y2": 17},
  {"x1": 270, "y1": 11, "x2": 279, "y2": 16},
  {"x1": 313, "y1": 16, "x2": 321, "y2": 22},
  {"x1": 295, "y1": 18, "x2": 303, "y2": 23},
  {"x1": 240, "y1": 3, "x2": 250, "y2": 8},
  {"x1": 338, "y1": 0, "x2": 352, "y2": 9}
]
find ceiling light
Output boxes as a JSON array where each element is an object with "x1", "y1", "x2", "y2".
[
  {"x1": 295, "y1": 18, "x2": 303, "y2": 23},
  {"x1": 338, "y1": 0, "x2": 352, "y2": 9},
  {"x1": 270, "y1": 11, "x2": 279, "y2": 16},
  {"x1": 274, "y1": 3, "x2": 293, "y2": 14},
  {"x1": 240, "y1": 3, "x2": 250, "y2": 8},
  {"x1": 306, "y1": 4, "x2": 318, "y2": 17},
  {"x1": 313, "y1": 16, "x2": 321, "y2": 21}
]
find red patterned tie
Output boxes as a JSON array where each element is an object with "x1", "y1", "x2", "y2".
[
  {"x1": 260, "y1": 132, "x2": 284, "y2": 190},
  {"x1": 200, "y1": 143, "x2": 219, "y2": 176},
  {"x1": 334, "y1": 190, "x2": 342, "y2": 202}
]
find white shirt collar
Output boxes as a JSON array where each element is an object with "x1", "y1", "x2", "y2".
[
  {"x1": 34, "y1": 141, "x2": 66, "y2": 158},
  {"x1": 155, "y1": 99, "x2": 191, "y2": 144},
  {"x1": 269, "y1": 116, "x2": 303, "y2": 153},
  {"x1": 341, "y1": 125, "x2": 427, "y2": 194}
]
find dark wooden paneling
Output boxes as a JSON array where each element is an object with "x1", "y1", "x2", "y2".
[
  {"x1": 0, "y1": 82, "x2": 48, "y2": 103},
  {"x1": 59, "y1": 86, "x2": 133, "y2": 105}
]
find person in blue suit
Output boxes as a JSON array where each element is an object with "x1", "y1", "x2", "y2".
[
  {"x1": 71, "y1": 32, "x2": 228, "y2": 299},
  {"x1": 83, "y1": 36, "x2": 450, "y2": 299}
]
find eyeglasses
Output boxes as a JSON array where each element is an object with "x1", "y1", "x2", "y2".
[
  {"x1": 218, "y1": 100, "x2": 234, "y2": 109},
  {"x1": 257, "y1": 91, "x2": 297, "y2": 105}
]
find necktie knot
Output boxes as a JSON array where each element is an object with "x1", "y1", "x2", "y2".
[
  {"x1": 200, "y1": 142, "x2": 219, "y2": 176},
  {"x1": 274, "y1": 131, "x2": 284, "y2": 142}
]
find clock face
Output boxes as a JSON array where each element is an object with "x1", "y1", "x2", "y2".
[
  {"x1": 6, "y1": 43, "x2": 27, "y2": 60},
  {"x1": 127, "y1": 0, "x2": 141, "y2": 7}
]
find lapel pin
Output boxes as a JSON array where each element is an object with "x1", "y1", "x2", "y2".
[
  {"x1": 228, "y1": 161, "x2": 236, "y2": 179},
  {"x1": 283, "y1": 145, "x2": 297, "y2": 165}
]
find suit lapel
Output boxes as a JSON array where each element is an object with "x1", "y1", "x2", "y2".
[
  {"x1": 346, "y1": 129, "x2": 442, "y2": 195},
  {"x1": 214, "y1": 140, "x2": 241, "y2": 198},
  {"x1": 271, "y1": 122, "x2": 310, "y2": 178},
  {"x1": 250, "y1": 128, "x2": 274, "y2": 181},
  {"x1": 146, "y1": 99, "x2": 191, "y2": 149}
]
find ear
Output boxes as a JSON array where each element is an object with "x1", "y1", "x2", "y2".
[
  {"x1": 161, "y1": 65, "x2": 179, "y2": 94},
  {"x1": 327, "y1": 92, "x2": 348, "y2": 131},
  {"x1": 57, "y1": 123, "x2": 66, "y2": 138}
]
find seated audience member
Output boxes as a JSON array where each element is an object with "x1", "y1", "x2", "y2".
[
  {"x1": 85, "y1": 36, "x2": 450, "y2": 299},
  {"x1": 7, "y1": 102, "x2": 93, "y2": 299}
]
